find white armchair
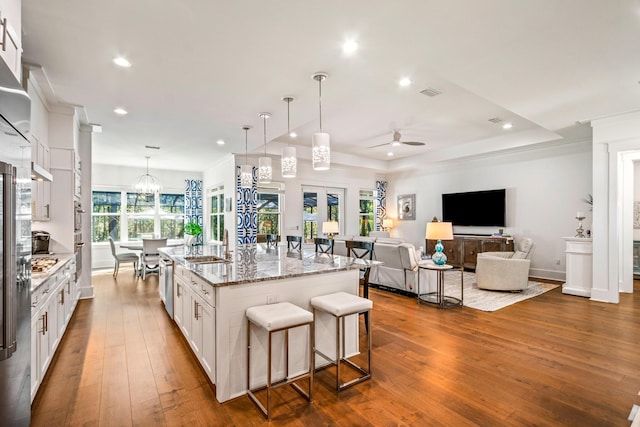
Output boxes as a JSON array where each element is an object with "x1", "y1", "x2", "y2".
[{"x1": 476, "y1": 237, "x2": 535, "y2": 291}]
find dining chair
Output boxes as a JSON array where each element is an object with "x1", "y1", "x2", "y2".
[
  {"x1": 314, "y1": 237, "x2": 334, "y2": 255},
  {"x1": 346, "y1": 240, "x2": 375, "y2": 330},
  {"x1": 141, "y1": 238, "x2": 167, "y2": 279},
  {"x1": 266, "y1": 234, "x2": 279, "y2": 249},
  {"x1": 108, "y1": 237, "x2": 140, "y2": 278},
  {"x1": 286, "y1": 235, "x2": 302, "y2": 252}
]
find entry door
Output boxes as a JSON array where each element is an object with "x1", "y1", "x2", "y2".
[{"x1": 302, "y1": 186, "x2": 344, "y2": 242}]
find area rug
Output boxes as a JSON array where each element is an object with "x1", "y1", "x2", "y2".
[{"x1": 441, "y1": 271, "x2": 559, "y2": 312}]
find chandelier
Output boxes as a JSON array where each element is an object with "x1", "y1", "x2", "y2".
[{"x1": 133, "y1": 156, "x2": 162, "y2": 195}]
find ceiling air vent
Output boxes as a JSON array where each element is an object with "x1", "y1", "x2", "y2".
[
  {"x1": 145, "y1": 145, "x2": 160, "y2": 150},
  {"x1": 420, "y1": 87, "x2": 442, "y2": 97},
  {"x1": 488, "y1": 117, "x2": 503, "y2": 123}
]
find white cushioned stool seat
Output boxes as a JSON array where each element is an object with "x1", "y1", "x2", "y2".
[
  {"x1": 245, "y1": 301, "x2": 314, "y2": 420},
  {"x1": 310, "y1": 292, "x2": 373, "y2": 317},
  {"x1": 310, "y1": 291, "x2": 372, "y2": 391},
  {"x1": 246, "y1": 302, "x2": 314, "y2": 331}
]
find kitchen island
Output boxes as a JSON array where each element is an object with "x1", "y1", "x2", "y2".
[{"x1": 160, "y1": 244, "x2": 375, "y2": 403}]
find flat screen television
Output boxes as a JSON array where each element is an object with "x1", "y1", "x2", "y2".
[{"x1": 442, "y1": 189, "x2": 506, "y2": 227}]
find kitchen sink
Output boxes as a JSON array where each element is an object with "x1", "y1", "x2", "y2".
[{"x1": 184, "y1": 255, "x2": 230, "y2": 264}]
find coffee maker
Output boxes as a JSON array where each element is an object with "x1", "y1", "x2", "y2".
[{"x1": 32, "y1": 230, "x2": 51, "y2": 254}]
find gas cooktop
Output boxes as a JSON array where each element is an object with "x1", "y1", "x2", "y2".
[{"x1": 32, "y1": 257, "x2": 59, "y2": 273}]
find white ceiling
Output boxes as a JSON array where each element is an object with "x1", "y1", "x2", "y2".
[{"x1": 21, "y1": 0, "x2": 640, "y2": 172}]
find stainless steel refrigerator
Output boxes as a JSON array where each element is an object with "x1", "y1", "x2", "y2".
[{"x1": 0, "y1": 60, "x2": 32, "y2": 426}]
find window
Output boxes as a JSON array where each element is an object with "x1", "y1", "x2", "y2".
[
  {"x1": 92, "y1": 191, "x2": 122, "y2": 242},
  {"x1": 208, "y1": 186, "x2": 225, "y2": 241},
  {"x1": 91, "y1": 190, "x2": 184, "y2": 242},
  {"x1": 160, "y1": 193, "x2": 185, "y2": 239},
  {"x1": 359, "y1": 189, "x2": 376, "y2": 237},
  {"x1": 127, "y1": 192, "x2": 155, "y2": 240},
  {"x1": 258, "y1": 184, "x2": 282, "y2": 236}
]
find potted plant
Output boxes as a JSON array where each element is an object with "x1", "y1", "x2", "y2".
[{"x1": 184, "y1": 221, "x2": 203, "y2": 245}]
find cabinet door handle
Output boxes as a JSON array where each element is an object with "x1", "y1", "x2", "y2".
[
  {"x1": 45, "y1": 204, "x2": 50, "y2": 218},
  {"x1": 194, "y1": 300, "x2": 199, "y2": 320},
  {"x1": 40, "y1": 314, "x2": 46, "y2": 335},
  {"x1": 61, "y1": 289, "x2": 65, "y2": 305},
  {"x1": 44, "y1": 311, "x2": 48, "y2": 333},
  {"x1": 177, "y1": 284, "x2": 181, "y2": 297}
]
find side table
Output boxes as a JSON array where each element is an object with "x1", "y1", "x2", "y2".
[{"x1": 417, "y1": 263, "x2": 463, "y2": 309}]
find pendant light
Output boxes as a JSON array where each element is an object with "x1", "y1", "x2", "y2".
[
  {"x1": 311, "y1": 72, "x2": 330, "y2": 171},
  {"x1": 240, "y1": 126, "x2": 252, "y2": 189},
  {"x1": 133, "y1": 156, "x2": 162, "y2": 195},
  {"x1": 258, "y1": 112, "x2": 272, "y2": 184},
  {"x1": 281, "y1": 96, "x2": 297, "y2": 178}
]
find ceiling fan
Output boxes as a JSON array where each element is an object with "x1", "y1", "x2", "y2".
[{"x1": 368, "y1": 130, "x2": 425, "y2": 148}]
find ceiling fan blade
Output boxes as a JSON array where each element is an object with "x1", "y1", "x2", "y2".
[
  {"x1": 401, "y1": 141, "x2": 426, "y2": 146},
  {"x1": 367, "y1": 142, "x2": 391, "y2": 149}
]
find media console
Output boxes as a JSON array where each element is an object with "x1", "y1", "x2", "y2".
[{"x1": 425, "y1": 235, "x2": 514, "y2": 270}]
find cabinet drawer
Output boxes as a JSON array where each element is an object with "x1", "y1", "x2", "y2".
[{"x1": 190, "y1": 274, "x2": 215, "y2": 307}]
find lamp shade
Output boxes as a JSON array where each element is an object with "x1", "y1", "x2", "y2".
[
  {"x1": 322, "y1": 221, "x2": 339, "y2": 234},
  {"x1": 312, "y1": 132, "x2": 330, "y2": 170},
  {"x1": 382, "y1": 218, "x2": 393, "y2": 229},
  {"x1": 239, "y1": 164, "x2": 253, "y2": 189},
  {"x1": 258, "y1": 156, "x2": 272, "y2": 184},
  {"x1": 426, "y1": 221, "x2": 453, "y2": 240},
  {"x1": 281, "y1": 146, "x2": 296, "y2": 178}
]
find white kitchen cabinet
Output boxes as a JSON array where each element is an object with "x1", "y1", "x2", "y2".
[
  {"x1": 0, "y1": 0, "x2": 22, "y2": 82},
  {"x1": 174, "y1": 280, "x2": 185, "y2": 331},
  {"x1": 31, "y1": 138, "x2": 52, "y2": 221},
  {"x1": 30, "y1": 257, "x2": 79, "y2": 401},
  {"x1": 173, "y1": 265, "x2": 215, "y2": 384}
]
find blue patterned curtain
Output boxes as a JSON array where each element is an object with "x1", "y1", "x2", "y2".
[
  {"x1": 236, "y1": 166, "x2": 258, "y2": 244},
  {"x1": 185, "y1": 179, "x2": 203, "y2": 245},
  {"x1": 376, "y1": 180, "x2": 387, "y2": 231}
]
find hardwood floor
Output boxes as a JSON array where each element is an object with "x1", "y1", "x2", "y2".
[{"x1": 31, "y1": 270, "x2": 640, "y2": 426}]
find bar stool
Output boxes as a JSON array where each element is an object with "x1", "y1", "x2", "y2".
[
  {"x1": 310, "y1": 291, "x2": 372, "y2": 391},
  {"x1": 246, "y1": 302, "x2": 314, "y2": 420}
]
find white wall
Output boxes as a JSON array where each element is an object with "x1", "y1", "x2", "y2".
[
  {"x1": 634, "y1": 162, "x2": 640, "y2": 241},
  {"x1": 91, "y1": 163, "x2": 203, "y2": 269},
  {"x1": 386, "y1": 140, "x2": 592, "y2": 280}
]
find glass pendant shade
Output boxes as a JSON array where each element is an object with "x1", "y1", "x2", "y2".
[
  {"x1": 281, "y1": 146, "x2": 297, "y2": 178},
  {"x1": 312, "y1": 132, "x2": 330, "y2": 171},
  {"x1": 240, "y1": 164, "x2": 253, "y2": 189},
  {"x1": 258, "y1": 156, "x2": 272, "y2": 184}
]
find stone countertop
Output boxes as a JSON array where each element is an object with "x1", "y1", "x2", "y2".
[
  {"x1": 160, "y1": 244, "x2": 382, "y2": 287},
  {"x1": 31, "y1": 253, "x2": 75, "y2": 291}
]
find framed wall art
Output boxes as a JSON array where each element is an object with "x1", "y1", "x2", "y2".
[{"x1": 397, "y1": 194, "x2": 416, "y2": 220}]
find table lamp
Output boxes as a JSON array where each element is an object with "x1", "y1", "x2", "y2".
[
  {"x1": 382, "y1": 218, "x2": 393, "y2": 232},
  {"x1": 322, "y1": 221, "x2": 339, "y2": 239},
  {"x1": 426, "y1": 219, "x2": 453, "y2": 265}
]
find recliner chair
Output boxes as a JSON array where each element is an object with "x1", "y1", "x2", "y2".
[{"x1": 476, "y1": 237, "x2": 535, "y2": 291}]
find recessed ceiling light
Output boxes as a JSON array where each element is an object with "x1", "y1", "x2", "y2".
[
  {"x1": 113, "y1": 108, "x2": 128, "y2": 115},
  {"x1": 387, "y1": 152, "x2": 394, "y2": 157},
  {"x1": 113, "y1": 57, "x2": 131, "y2": 68},
  {"x1": 289, "y1": 132, "x2": 297, "y2": 138},
  {"x1": 216, "y1": 139, "x2": 225, "y2": 145},
  {"x1": 502, "y1": 122, "x2": 513, "y2": 129},
  {"x1": 342, "y1": 40, "x2": 358, "y2": 54},
  {"x1": 399, "y1": 77, "x2": 412, "y2": 87}
]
